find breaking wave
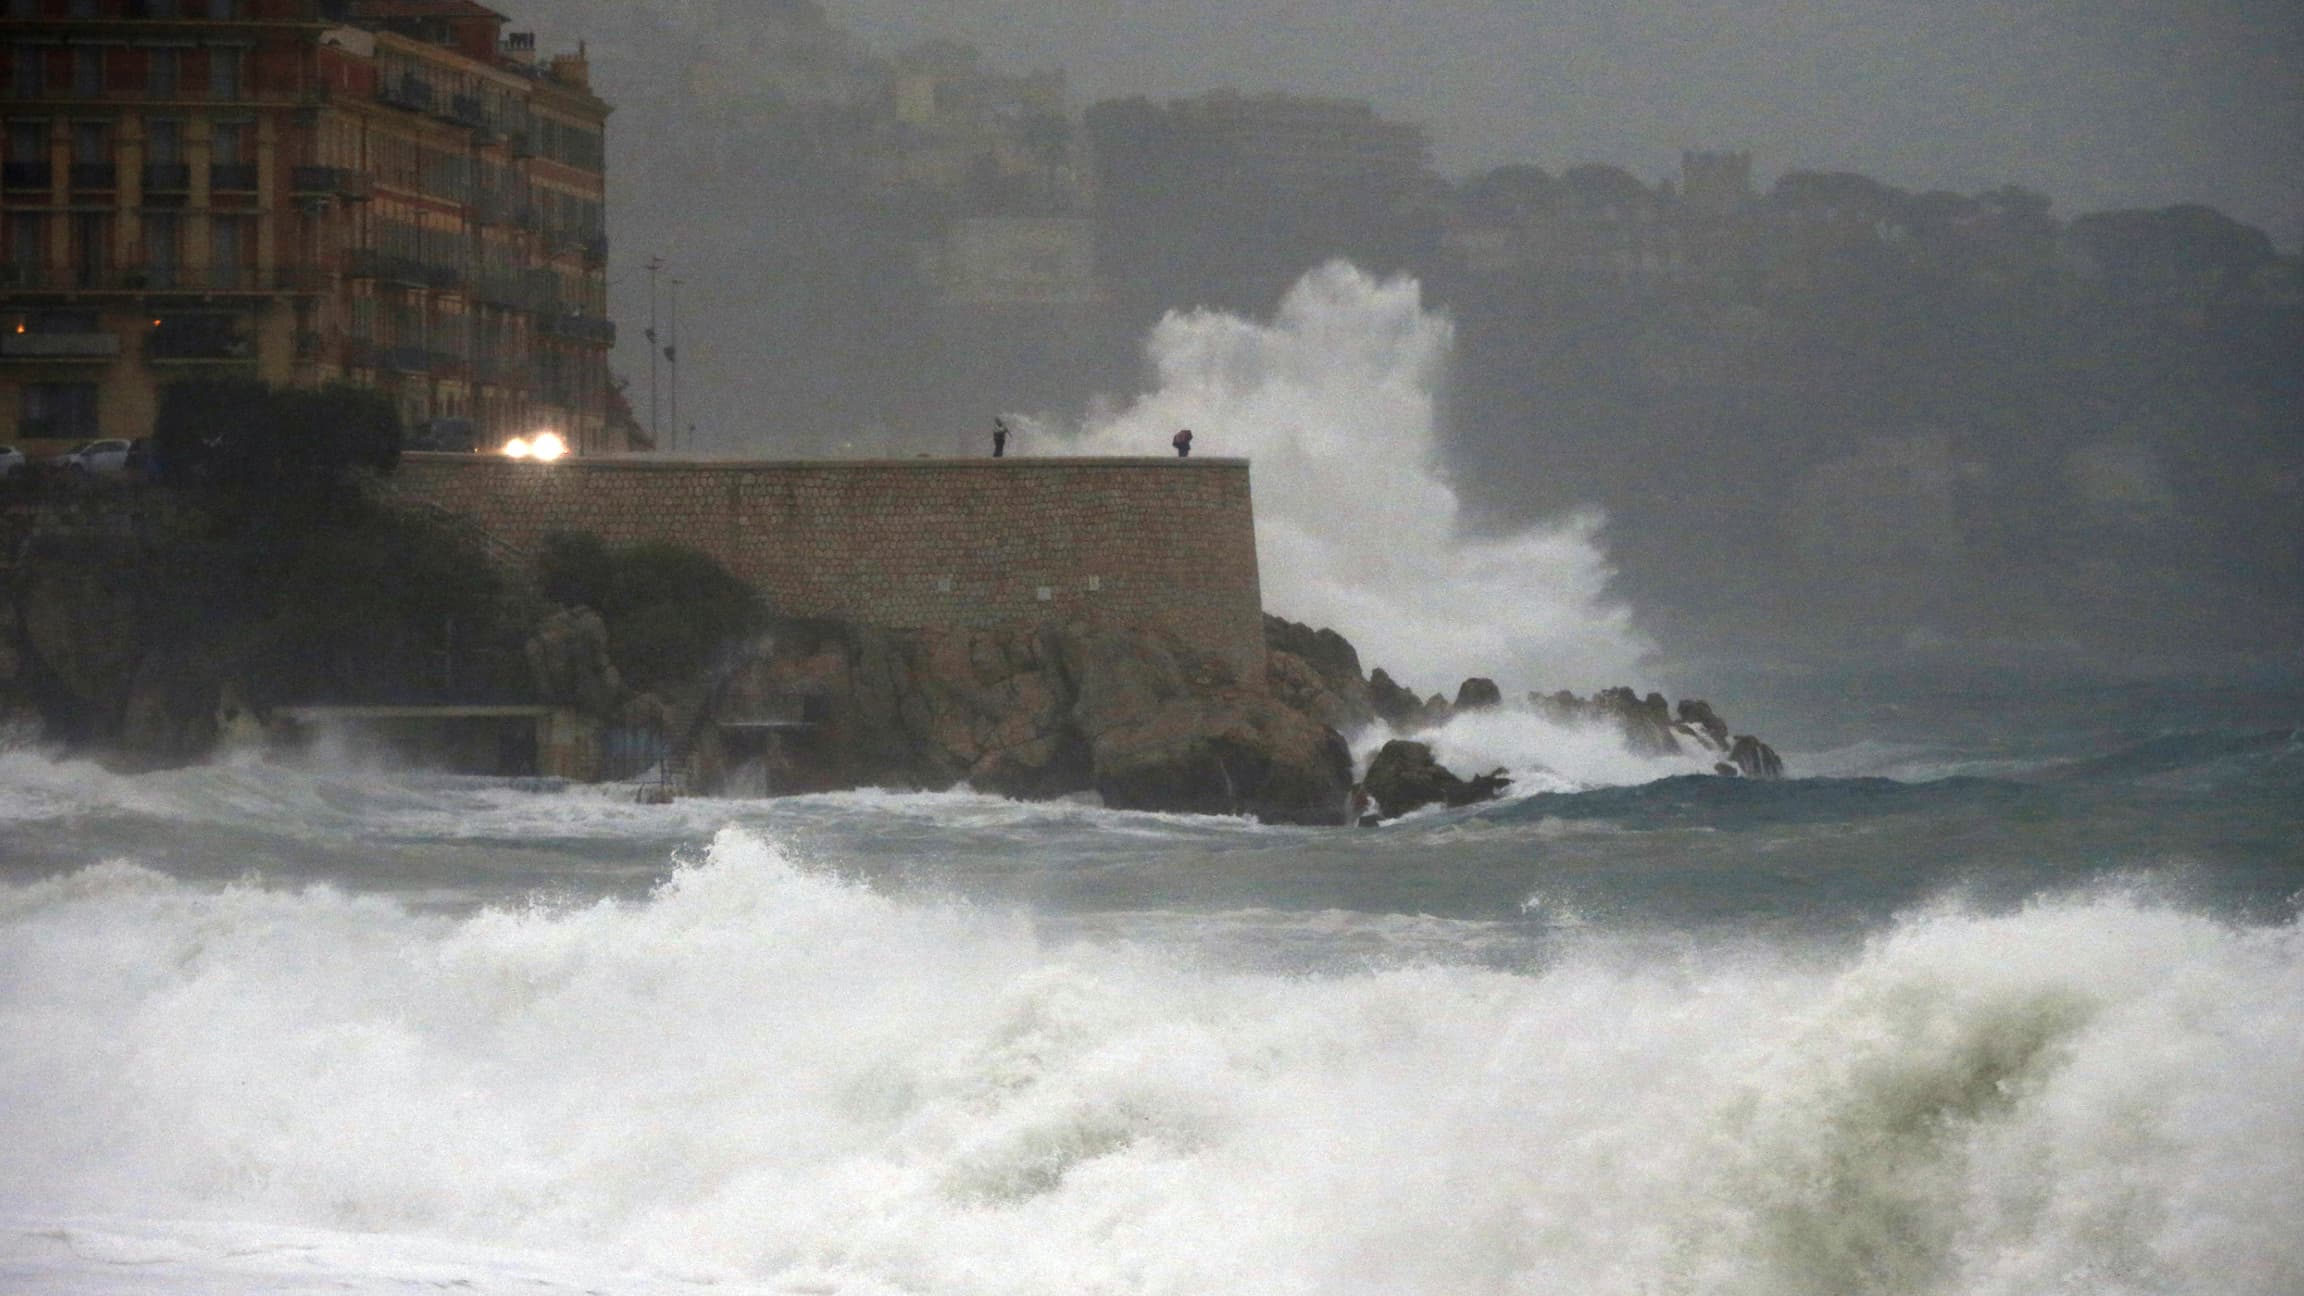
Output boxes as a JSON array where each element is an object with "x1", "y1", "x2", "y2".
[
  {"x1": 4, "y1": 827, "x2": 2298, "y2": 1294},
  {"x1": 1051, "y1": 262, "x2": 1651, "y2": 693}
]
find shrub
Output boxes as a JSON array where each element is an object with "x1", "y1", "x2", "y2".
[{"x1": 533, "y1": 533, "x2": 765, "y2": 692}]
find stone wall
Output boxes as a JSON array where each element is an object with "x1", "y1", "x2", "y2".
[{"x1": 384, "y1": 454, "x2": 1268, "y2": 682}]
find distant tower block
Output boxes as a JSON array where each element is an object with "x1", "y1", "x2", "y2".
[{"x1": 1681, "y1": 150, "x2": 1754, "y2": 217}]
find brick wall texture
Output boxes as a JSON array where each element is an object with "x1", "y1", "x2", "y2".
[{"x1": 387, "y1": 454, "x2": 1269, "y2": 682}]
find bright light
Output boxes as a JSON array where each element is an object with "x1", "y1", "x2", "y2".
[
  {"x1": 529, "y1": 431, "x2": 568, "y2": 462},
  {"x1": 502, "y1": 437, "x2": 532, "y2": 459}
]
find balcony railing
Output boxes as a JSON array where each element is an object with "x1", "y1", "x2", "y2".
[
  {"x1": 345, "y1": 248, "x2": 429, "y2": 285},
  {"x1": 378, "y1": 74, "x2": 434, "y2": 114},
  {"x1": 210, "y1": 162, "x2": 258, "y2": 192},
  {"x1": 540, "y1": 313, "x2": 616, "y2": 346},
  {"x1": 290, "y1": 165, "x2": 371, "y2": 200},
  {"x1": 0, "y1": 264, "x2": 322, "y2": 293},
  {"x1": 69, "y1": 162, "x2": 118, "y2": 189},
  {"x1": 143, "y1": 162, "x2": 192, "y2": 191},
  {"x1": 0, "y1": 332, "x2": 122, "y2": 360},
  {"x1": 3, "y1": 161, "x2": 52, "y2": 189},
  {"x1": 146, "y1": 329, "x2": 254, "y2": 362}
]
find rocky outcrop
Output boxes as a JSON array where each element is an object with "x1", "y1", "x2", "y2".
[
  {"x1": 1729, "y1": 734, "x2": 1786, "y2": 780},
  {"x1": 1264, "y1": 615, "x2": 1373, "y2": 732},
  {"x1": 1366, "y1": 667, "x2": 1426, "y2": 731},
  {"x1": 702, "y1": 619, "x2": 1355, "y2": 824},
  {"x1": 1454, "y1": 677, "x2": 1503, "y2": 711},
  {"x1": 1361, "y1": 739, "x2": 1512, "y2": 819},
  {"x1": 525, "y1": 606, "x2": 622, "y2": 716}
]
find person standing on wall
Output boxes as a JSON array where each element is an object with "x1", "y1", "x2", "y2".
[
  {"x1": 993, "y1": 418, "x2": 1009, "y2": 458},
  {"x1": 1172, "y1": 428, "x2": 1193, "y2": 458}
]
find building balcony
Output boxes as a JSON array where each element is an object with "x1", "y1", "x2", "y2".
[
  {"x1": 425, "y1": 263, "x2": 467, "y2": 292},
  {"x1": 210, "y1": 162, "x2": 259, "y2": 192},
  {"x1": 345, "y1": 248, "x2": 428, "y2": 286},
  {"x1": 378, "y1": 74, "x2": 435, "y2": 114},
  {"x1": 0, "y1": 264, "x2": 324, "y2": 294},
  {"x1": 143, "y1": 162, "x2": 193, "y2": 191},
  {"x1": 450, "y1": 94, "x2": 487, "y2": 128},
  {"x1": 290, "y1": 165, "x2": 371, "y2": 200},
  {"x1": 382, "y1": 345, "x2": 431, "y2": 374},
  {"x1": 146, "y1": 328, "x2": 254, "y2": 363},
  {"x1": 540, "y1": 313, "x2": 616, "y2": 346},
  {"x1": 2, "y1": 161, "x2": 52, "y2": 189},
  {"x1": 69, "y1": 162, "x2": 118, "y2": 189},
  {"x1": 0, "y1": 331, "x2": 122, "y2": 361}
]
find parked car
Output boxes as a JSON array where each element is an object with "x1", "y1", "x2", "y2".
[
  {"x1": 61, "y1": 438, "x2": 133, "y2": 475},
  {"x1": 0, "y1": 444, "x2": 24, "y2": 480}
]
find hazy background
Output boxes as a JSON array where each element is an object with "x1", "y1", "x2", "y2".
[{"x1": 512, "y1": 0, "x2": 2299, "y2": 684}]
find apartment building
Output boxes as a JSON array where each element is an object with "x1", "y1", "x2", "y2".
[{"x1": 0, "y1": 0, "x2": 621, "y2": 456}]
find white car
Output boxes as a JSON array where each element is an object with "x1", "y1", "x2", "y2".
[
  {"x1": 61, "y1": 438, "x2": 132, "y2": 474},
  {"x1": 0, "y1": 444, "x2": 24, "y2": 479}
]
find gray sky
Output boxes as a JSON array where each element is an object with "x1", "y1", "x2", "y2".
[{"x1": 797, "y1": 0, "x2": 2301, "y2": 246}]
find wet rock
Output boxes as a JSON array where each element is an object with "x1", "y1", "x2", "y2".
[
  {"x1": 1367, "y1": 667, "x2": 1425, "y2": 731},
  {"x1": 1362, "y1": 739, "x2": 1512, "y2": 820},
  {"x1": 1454, "y1": 677, "x2": 1504, "y2": 711},
  {"x1": 710, "y1": 620, "x2": 1353, "y2": 823},
  {"x1": 1730, "y1": 735, "x2": 1785, "y2": 779},
  {"x1": 1678, "y1": 698, "x2": 1731, "y2": 748}
]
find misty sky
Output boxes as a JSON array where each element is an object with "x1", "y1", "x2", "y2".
[{"x1": 748, "y1": 0, "x2": 2301, "y2": 246}]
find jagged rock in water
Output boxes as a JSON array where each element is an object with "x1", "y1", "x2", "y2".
[
  {"x1": 1596, "y1": 685, "x2": 1681, "y2": 755},
  {"x1": 1362, "y1": 739, "x2": 1512, "y2": 820},
  {"x1": 1730, "y1": 734, "x2": 1785, "y2": 779},
  {"x1": 1678, "y1": 698, "x2": 1731, "y2": 748},
  {"x1": 712, "y1": 620, "x2": 1352, "y2": 823},
  {"x1": 1454, "y1": 677, "x2": 1503, "y2": 711},
  {"x1": 1366, "y1": 667, "x2": 1426, "y2": 731},
  {"x1": 1263, "y1": 615, "x2": 1365, "y2": 693},
  {"x1": 1267, "y1": 649, "x2": 1373, "y2": 734}
]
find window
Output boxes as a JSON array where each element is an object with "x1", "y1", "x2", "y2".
[
  {"x1": 69, "y1": 120, "x2": 114, "y2": 190},
  {"x1": 144, "y1": 211, "x2": 180, "y2": 285},
  {"x1": 207, "y1": 46, "x2": 243, "y2": 100},
  {"x1": 71, "y1": 120, "x2": 109, "y2": 164},
  {"x1": 209, "y1": 213, "x2": 249, "y2": 288},
  {"x1": 146, "y1": 47, "x2": 181, "y2": 99},
  {"x1": 210, "y1": 119, "x2": 254, "y2": 190},
  {"x1": 73, "y1": 48, "x2": 105, "y2": 99},
  {"x1": 6, "y1": 117, "x2": 46, "y2": 165},
  {"x1": 211, "y1": 118, "x2": 247, "y2": 164},
  {"x1": 71, "y1": 211, "x2": 111, "y2": 286},
  {"x1": 146, "y1": 117, "x2": 180, "y2": 163},
  {"x1": 21, "y1": 383, "x2": 101, "y2": 442},
  {"x1": 8, "y1": 43, "x2": 44, "y2": 98},
  {"x1": 5, "y1": 212, "x2": 46, "y2": 277}
]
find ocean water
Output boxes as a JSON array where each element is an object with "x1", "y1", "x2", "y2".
[
  {"x1": 7, "y1": 268, "x2": 2298, "y2": 1292},
  {"x1": 3, "y1": 680, "x2": 2300, "y2": 1296}
]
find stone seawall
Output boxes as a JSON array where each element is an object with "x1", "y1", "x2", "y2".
[{"x1": 384, "y1": 454, "x2": 1268, "y2": 683}]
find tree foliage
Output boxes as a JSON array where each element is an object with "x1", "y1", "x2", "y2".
[
  {"x1": 154, "y1": 378, "x2": 402, "y2": 498},
  {"x1": 536, "y1": 532, "x2": 766, "y2": 691}
]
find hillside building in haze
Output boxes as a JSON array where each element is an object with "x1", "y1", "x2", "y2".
[{"x1": 0, "y1": 0, "x2": 622, "y2": 456}]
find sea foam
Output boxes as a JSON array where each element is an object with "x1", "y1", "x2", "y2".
[{"x1": 4, "y1": 828, "x2": 2298, "y2": 1295}]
